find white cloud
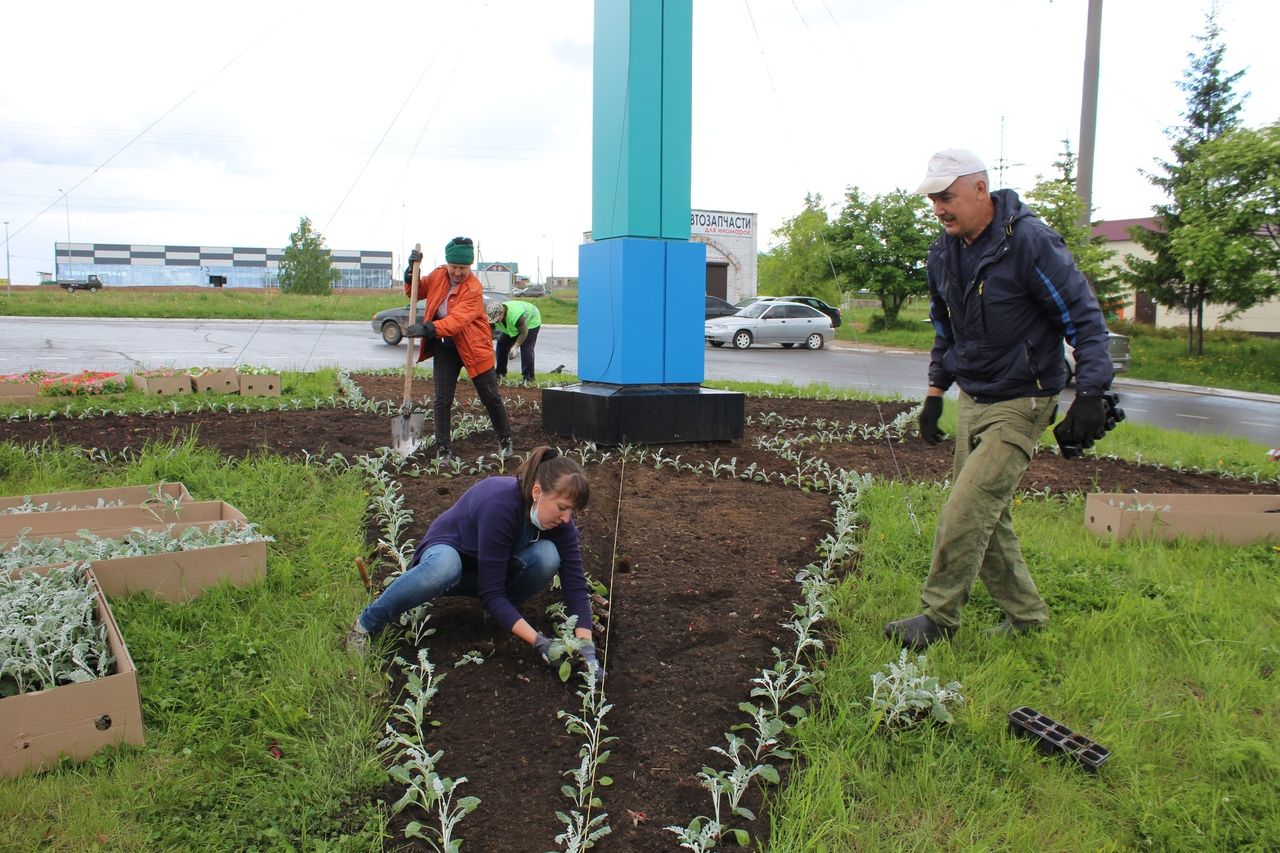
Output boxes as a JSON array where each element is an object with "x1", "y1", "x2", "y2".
[{"x1": 2, "y1": 0, "x2": 1276, "y2": 283}]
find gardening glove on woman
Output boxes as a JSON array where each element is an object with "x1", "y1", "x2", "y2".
[
  {"x1": 580, "y1": 641, "x2": 606, "y2": 681},
  {"x1": 402, "y1": 248, "x2": 423, "y2": 284},
  {"x1": 919, "y1": 396, "x2": 945, "y2": 445},
  {"x1": 1060, "y1": 394, "x2": 1108, "y2": 445},
  {"x1": 405, "y1": 320, "x2": 436, "y2": 339},
  {"x1": 532, "y1": 633, "x2": 555, "y2": 665}
]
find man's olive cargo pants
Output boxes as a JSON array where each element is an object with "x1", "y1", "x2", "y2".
[{"x1": 920, "y1": 391, "x2": 1058, "y2": 629}]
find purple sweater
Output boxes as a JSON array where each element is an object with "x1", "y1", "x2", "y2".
[{"x1": 411, "y1": 476, "x2": 592, "y2": 632}]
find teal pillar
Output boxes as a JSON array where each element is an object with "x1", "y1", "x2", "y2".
[{"x1": 591, "y1": 0, "x2": 692, "y2": 240}]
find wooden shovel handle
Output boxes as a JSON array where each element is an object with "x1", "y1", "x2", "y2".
[{"x1": 403, "y1": 242, "x2": 422, "y2": 409}]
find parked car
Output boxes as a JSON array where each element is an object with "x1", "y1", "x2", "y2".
[
  {"x1": 1065, "y1": 331, "x2": 1131, "y2": 384},
  {"x1": 775, "y1": 295, "x2": 841, "y2": 327},
  {"x1": 732, "y1": 295, "x2": 841, "y2": 328},
  {"x1": 511, "y1": 283, "x2": 546, "y2": 298},
  {"x1": 372, "y1": 292, "x2": 508, "y2": 345},
  {"x1": 705, "y1": 300, "x2": 833, "y2": 350},
  {"x1": 705, "y1": 295, "x2": 739, "y2": 319}
]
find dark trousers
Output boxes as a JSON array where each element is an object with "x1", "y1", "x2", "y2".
[
  {"x1": 494, "y1": 326, "x2": 540, "y2": 383},
  {"x1": 431, "y1": 339, "x2": 511, "y2": 452}
]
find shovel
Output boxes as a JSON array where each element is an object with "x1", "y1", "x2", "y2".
[{"x1": 392, "y1": 243, "x2": 426, "y2": 456}]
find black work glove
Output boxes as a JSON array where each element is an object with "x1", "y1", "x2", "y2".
[
  {"x1": 402, "y1": 249, "x2": 424, "y2": 284},
  {"x1": 405, "y1": 321, "x2": 436, "y2": 339},
  {"x1": 919, "y1": 396, "x2": 945, "y2": 445},
  {"x1": 1061, "y1": 394, "x2": 1108, "y2": 444},
  {"x1": 532, "y1": 633, "x2": 555, "y2": 665},
  {"x1": 579, "y1": 641, "x2": 606, "y2": 681}
]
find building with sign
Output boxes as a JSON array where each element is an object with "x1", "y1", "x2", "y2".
[
  {"x1": 689, "y1": 209, "x2": 757, "y2": 303},
  {"x1": 54, "y1": 242, "x2": 393, "y2": 289}
]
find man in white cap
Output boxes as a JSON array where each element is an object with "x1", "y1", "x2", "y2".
[{"x1": 883, "y1": 148, "x2": 1117, "y2": 650}]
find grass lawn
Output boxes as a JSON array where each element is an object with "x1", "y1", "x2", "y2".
[{"x1": 0, "y1": 373, "x2": 1275, "y2": 849}]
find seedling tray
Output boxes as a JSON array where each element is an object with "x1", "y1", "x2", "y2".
[{"x1": 1008, "y1": 706, "x2": 1110, "y2": 772}]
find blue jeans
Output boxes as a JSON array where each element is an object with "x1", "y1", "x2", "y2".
[{"x1": 359, "y1": 537, "x2": 560, "y2": 634}]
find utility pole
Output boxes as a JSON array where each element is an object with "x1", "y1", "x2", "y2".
[
  {"x1": 1077, "y1": 0, "x2": 1104, "y2": 226},
  {"x1": 4, "y1": 221, "x2": 11, "y2": 296},
  {"x1": 57, "y1": 188, "x2": 72, "y2": 278}
]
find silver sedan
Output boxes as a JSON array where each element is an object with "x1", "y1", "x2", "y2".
[{"x1": 705, "y1": 301, "x2": 833, "y2": 350}]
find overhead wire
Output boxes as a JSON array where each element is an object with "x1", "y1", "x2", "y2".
[
  {"x1": 745, "y1": 0, "x2": 925, "y2": 534},
  {"x1": 3, "y1": 6, "x2": 300, "y2": 246}
]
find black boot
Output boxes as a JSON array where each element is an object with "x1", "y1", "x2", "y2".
[{"x1": 883, "y1": 613, "x2": 956, "y2": 650}]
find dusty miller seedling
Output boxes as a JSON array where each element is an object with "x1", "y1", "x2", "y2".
[{"x1": 868, "y1": 649, "x2": 966, "y2": 731}]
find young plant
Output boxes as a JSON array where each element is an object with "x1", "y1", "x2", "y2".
[
  {"x1": 553, "y1": 667, "x2": 615, "y2": 852},
  {"x1": 378, "y1": 647, "x2": 478, "y2": 851},
  {"x1": 0, "y1": 562, "x2": 113, "y2": 697},
  {"x1": 867, "y1": 649, "x2": 966, "y2": 731}
]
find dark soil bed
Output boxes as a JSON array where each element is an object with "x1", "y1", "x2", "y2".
[{"x1": 2, "y1": 376, "x2": 1273, "y2": 851}]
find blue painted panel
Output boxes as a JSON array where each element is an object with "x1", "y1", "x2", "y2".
[
  {"x1": 578, "y1": 238, "x2": 666, "y2": 384},
  {"x1": 663, "y1": 239, "x2": 706, "y2": 383}
]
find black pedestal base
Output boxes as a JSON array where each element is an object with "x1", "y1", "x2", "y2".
[{"x1": 542, "y1": 383, "x2": 745, "y2": 445}]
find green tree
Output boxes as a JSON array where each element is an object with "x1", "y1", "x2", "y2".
[
  {"x1": 757, "y1": 193, "x2": 838, "y2": 303},
  {"x1": 278, "y1": 217, "x2": 339, "y2": 295},
  {"x1": 1123, "y1": 5, "x2": 1247, "y2": 353},
  {"x1": 1025, "y1": 140, "x2": 1122, "y2": 317},
  {"x1": 1169, "y1": 122, "x2": 1280, "y2": 321},
  {"x1": 827, "y1": 186, "x2": 934, "y2": 326}
]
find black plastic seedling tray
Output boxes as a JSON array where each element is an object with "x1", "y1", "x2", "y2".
[{"x1": 1008, "y1": 706, "x2": 1111, "y2": 772}]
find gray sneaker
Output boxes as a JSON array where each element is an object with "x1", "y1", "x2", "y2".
[
  {"x1": 345, "y1": 616, "x2": 369, "y2": 656},
  {"x1": 498, "y1": 438, "x2": 513, "y2": 460}
]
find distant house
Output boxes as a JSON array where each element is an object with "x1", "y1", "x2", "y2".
[{"x1": 1092, "y1": 217, "x2": 1280, "y2": 336}]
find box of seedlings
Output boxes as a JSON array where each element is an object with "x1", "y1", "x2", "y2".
[{"x1": 0, "y1": 563, "x2": 144, "y2": 779}]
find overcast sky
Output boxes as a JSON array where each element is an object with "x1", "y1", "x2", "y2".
[{"x1": 2, "y1": 0, "x2": 1276, "y2": 285}]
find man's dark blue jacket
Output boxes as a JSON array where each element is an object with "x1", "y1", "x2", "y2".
[{"x1": 926, "y1": 189, "x2": 1114, "y2": 401}]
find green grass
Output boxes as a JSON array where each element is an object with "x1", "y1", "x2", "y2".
[
  {"x1": 0, "y1": 287, "x2": 581, "y2": 326},
  {"x1": 0, "y1": 374, "x2": 1275, "y2": 849},
  {"x1": 0, "y1": 440, "x2": 389, "y2": 850},
  {"x1": 1110, "y1": 321, "x2": 1280, "y2": 395},
  {"x1": 768, "y1": 483, "x2": 1279, "y2": 851}
]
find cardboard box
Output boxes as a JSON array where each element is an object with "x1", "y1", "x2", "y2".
[
  {"x1": 0, "y1": 482, "x2": 192, "y2": 514},
  {"x1": 191, "y1": 368, "x2": 238, "y2": 394},
  {"x1": 1085, "y1": 492, "x2": 1280, "y2": 545},
  {"x1": 1, "y1": 501, "x2": 267, "y2": 601},
  {"x1": 1, "y1": 566, "x2": 145, "y2": 780},
  {"x1": 132, "y1": 373, "x2": 192, "y2": 396},
  {"x1": 0, "y1": 381, "x2": 41, "y2": 405},
  {"x1": 238, "y1": 373, "x2": 281, "y2": 397},
  {"x1": 0, "y1": 499, "x2": 236, "y2": 541}
]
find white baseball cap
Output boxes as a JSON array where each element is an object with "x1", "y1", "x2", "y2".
[{"x1": 915, "y1": 149, "x2": 987, "y2": 194}]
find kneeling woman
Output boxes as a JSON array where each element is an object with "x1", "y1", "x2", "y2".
[{"x1": 347, "y1": 446, "x2": 600, "y2": 672}]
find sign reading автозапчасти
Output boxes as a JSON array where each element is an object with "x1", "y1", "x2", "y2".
[{"x1": 690, "y1": 211, "x2": 754, "y2": 237}]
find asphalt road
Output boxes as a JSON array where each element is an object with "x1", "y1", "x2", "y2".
[{"x1": 2, "y1": 317, "x2": 1276, "y2": 447}]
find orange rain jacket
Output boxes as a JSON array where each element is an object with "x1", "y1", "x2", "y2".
[{"x1": 404, "y1": 266, "x2": 497, "y2": 376}]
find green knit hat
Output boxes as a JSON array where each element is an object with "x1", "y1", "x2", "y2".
[{"x1": 444, "y1": 236, "x2": 474, "y2": 265}]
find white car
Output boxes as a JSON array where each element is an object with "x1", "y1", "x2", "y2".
[
  {"x1": 705, "y1": 300, "x2": 833, "y2": 350},
  {"x1": 1066, "y1": 331, "x2": 1131, "y2": 384}
]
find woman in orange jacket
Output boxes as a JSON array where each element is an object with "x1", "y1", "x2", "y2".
[{"x1": 404, "y1": 236, "x2": 512, "y2": 459}]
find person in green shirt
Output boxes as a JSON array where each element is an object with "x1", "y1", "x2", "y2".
[{"x1": 487, "y1": 299, "x2": 542, "y2": 384}]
